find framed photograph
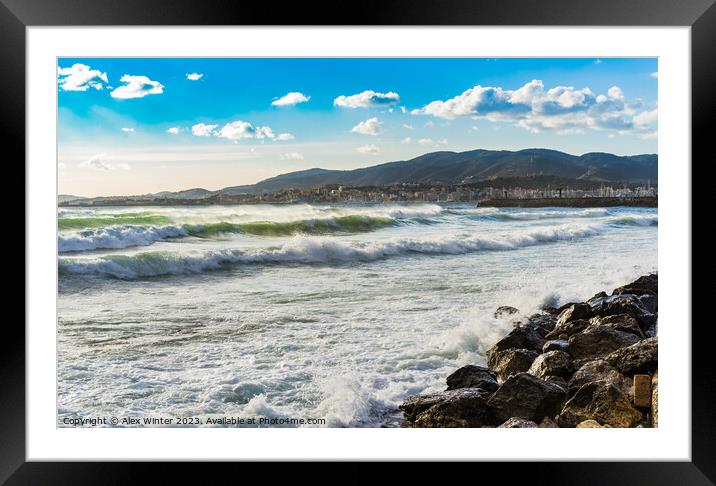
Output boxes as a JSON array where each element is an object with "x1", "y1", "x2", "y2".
[{"x1": 7, "y1": 0, "x2": 711, "y2": 479}]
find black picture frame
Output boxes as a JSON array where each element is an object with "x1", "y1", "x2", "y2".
[{"x1": 5, "y1": 0, "x2": 711, "y2": 482}]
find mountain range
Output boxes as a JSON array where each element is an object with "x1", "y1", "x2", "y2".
[{"x1": 60, "y1": 148, "x2": 657, "y2": 202}]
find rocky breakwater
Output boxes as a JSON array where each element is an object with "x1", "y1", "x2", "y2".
[{"x1": 399, "y1": 274, "x2": 658, "y2": 428}]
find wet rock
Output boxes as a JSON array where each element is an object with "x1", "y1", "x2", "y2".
[
  {"x1": 487, "y1": 348, "x2": 539, "y2": 382},
  {"x1": 543, "y1": 339, "x2": 569, "y2": 353},
  {"x1": 400, "y1": 388, "x2": 494, "y2": 428},
  {"x1": 539, "y1": 416, "x2": 559, "y2": 428},
  {"x1": 644, "y1": 322, "x2": 658, "y2": 338},
  {"x1": 612, "y1": 274, "x2": 658, "y2": 296},
  {"x1": 543, "y1": 375, "x2": 568, "y2": 392},
  {"x1": 567, "y1": 326, "x2": 640, "y2": 360},
  {"x1": 494, "y1": 306, "x2": 519, "y2": 318},
  {"x1": 487, "y1": 325, "x2": 545, "y2": 358},
  {"x1": 498, "y1": 417, "x2": 538, "y2": 428},
  {"x1": 587, "y1": 291, "x2": 608, "y2": 304},
  {"x1": 445, "y1": 365, "x2": 499, "y2": 392},
  {"x1": 568, "y1": 359, "x2": 629, "y2": 397},
  {"x1": 487, "y1": 373, "x2": 568, "y2": 424},
  {"x1": 528, "y1": 350, "x2": 574, "y2": 379},
  {"x1": 558, "y1": 379, "x2": 644, "y2": 428},
  {"x1": 605, "y1": 337, "x2": 657, "y2": 376},
  {"x1": 525, "y1": 314, "x2": 557, "y2": 337},
  {"x1": 638, "y1": 294, "x2": 658, "y2": 314},
  {"x1": 576, "y1": 419, "x2": 611, "y2": 428},
  {"x1": 545, "y1": 318, "x2": 591, "y2": 340},
  {"x1": 586, "y1": 314, "x2": 644, "y2": 338},
  {"x1": 588, "y1": 294, "x2": 656, "y2": 328},
  {"x1": 651, "y1": 371, "x2": 658, "y2": 427},
  {"x1": 556, "y1": 303, "x2": 593, "y2": 327}
]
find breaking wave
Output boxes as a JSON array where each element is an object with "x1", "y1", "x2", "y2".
[
  {"x1": 59, "y1": 223, "x2": 605, "y2": 279},
  {"x1": 58, "y1": 212, "x2": 173, "y2": 230},
  {"x1": 58, "y1": 225, "x2": 189, "y2": 252}
]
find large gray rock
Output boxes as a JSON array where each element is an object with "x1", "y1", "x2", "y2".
[
  {"x1": 556, "y1": 303, "x2": 593, "y2": 327},
  {"x1": 400, "y1": 388, "x2": 494, "y2": 428},
  {"x1": 586, "y1": 314, "x2": 644, "y2": 338},
  {"x1": 543, "y1": 339, "x2": 569, "y2": 353},
  {"x1": 525, "y1": 314, "x2": 557, "y2": 337},
  {"x1": 487, "y1": 373, "x2": 568, "y2": 423},
  {"x1": 605, "y1": 337, "x2": 658, "y2": 376},
  {"x1": 567, "y1": 325, "x2": 641, "y2": 360},
  {"x1": 445, "y1": 365, "x2": 499, "y2": 392},
  {"x1": 528, "y1": 350, "x2": 574, "y2": 379},
  {"x1": 558, "y1": 379, "x2": 644, "y2": 428},
  {"x1": 588, "y1": 294, "x2": 656, "y2": 328},
  {"x1": 568, "y1": 359, "x2": 629, "y2": 397},
  {"x1": 545, "y1": 318, "x2": 591, "y2": 340},
  {"x1": 498, "y1": 417, "x2": 538, "y2": 428},
  {"x1": 494, "y1": 306, "x2": 519, "y2": 318},
  {"x1": 487, "y1": 348, "x2": 539, "y2": 382},
  {"x1": 487, "y1": 325, "x2": 545, "y2": 358},
  {"x1": 612, "y1": 274, "x2": 657, "y2": 296}
]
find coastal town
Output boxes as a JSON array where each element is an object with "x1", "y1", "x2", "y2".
[{"x1": 59, "y1": 179, "x2": 658, "y2": 207}]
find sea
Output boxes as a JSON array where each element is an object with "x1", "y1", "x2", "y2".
[{"x1": 57, "y1": 203, "x2": 658, "y2": 427}]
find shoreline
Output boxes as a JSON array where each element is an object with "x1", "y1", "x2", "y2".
[
  {"x1": 477, "y1": 196, "x2": 657, "y2": 208},
  {"x1": 58, "y1": 197, "x2": 657, "y2": 208},
  {"x1": 399, "y1": 274, "x2": 658, "y2": 428}
]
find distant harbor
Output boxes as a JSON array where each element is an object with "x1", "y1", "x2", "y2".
[
  {"x1": 477, "y1": 197, "x2": 657, "y2": 208},
  {"x1": 59, "y1": 179, "x2": 658, "y2": 208}
]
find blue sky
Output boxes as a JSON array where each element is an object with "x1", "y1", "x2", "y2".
[{"x1": 58, "y1": 58, "x2": 658, "y2": 196}]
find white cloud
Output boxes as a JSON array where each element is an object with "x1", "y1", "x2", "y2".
[
  {"x1": 650, "y1": 71, "x2": 658, "y2": 78},
  {"x1": 272, "y1": 92, "x2": 310, "y2": 107},
  {"x1": 281, "y1": 152, "x2": 304, "y2": 160},
  {"x1": 57, "y1": 63, "x2": 108, "y2": 91},
  {"x1": 351, "y1": 117, "x2": 383, "y2": 136},
  {"x1": 334, "y1": 90, "x2": 400, "y2": 109},
  {"x1": 437, "y1": 138, "x2": 448, "y2": 145},
  {"x1": 215, "y1": 121, "x2": 275, "y2": 140},
  {"x1": 78, "y1": 153, "x2": 130, "y2": 171},
  {"x1": 190, "y1": 121, "x2": 292, "y2": 142},
  {"x1": 471, "y1": 126, "x2": 480, "y2": 131},
  {"x1": 192, "y1": 123, "x2": 218, "y2": 137},
  {"x1": 110, "y1": 75, "x2": 164, "y2": 99},
  {"x1": 121, "y1": 127, "x2": 134, "y2": 132},
  {"x1": 633, "y1": 108, "x2": 657, "y2": 128},
  {"x1": 412, "y1": 79, "x2": 656, "y2": 138},
  {"x1": 357, "y1": 144, "x2": 380, "y2": 155},
  {"x1": 401, "y1": 137, "x2": 412, "y2": 144},
  {"x1": 186, "y1": 73, "x2": 203, "y2": 81},
  {"x1": 167, "y1": 127, "x2": 181, "y2": 134},
  {"x1": 417, "y1": 138, "x2": 434, "y2": 145},
  {"x1": 402, "y1": 124, "x2": 414, "y2": 129}
]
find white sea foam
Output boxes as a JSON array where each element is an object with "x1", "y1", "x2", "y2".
[
  {"x1": 59, "y1": 223, "x2": 605, "y2": 279},
  {"x1": 59, "y1": 225, "x2": 188, "y2": 252}
]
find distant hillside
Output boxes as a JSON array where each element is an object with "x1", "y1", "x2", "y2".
[
  {"x1": 58, "y1": 194, "x2": 86, "y2": 203},
  {"x1": 217, "y1": 148, "x2": 657, "y2": 196},
  {"x1": 64, "y1": 148, "x2": 657, "y2": 202}
]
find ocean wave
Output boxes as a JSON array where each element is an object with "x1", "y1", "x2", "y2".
[
  {"x1": 609, "y1": 215, "x2": 658, "y2": 227},
  {"x1": 184, "y1": 215, "x2": 399, "y2": 237},
  {"x1": 58, "y1": 223, "x2": 605, "y2": 279},
  {"x1": 455, "y1": 207, "x2": 611, "y2": 221},
  {"x1": 59, "y1": 225, "x2": 189, "y2": 252},
  {"x1": 59, "y1": 212, "x2": 173, "y2": 230}
]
